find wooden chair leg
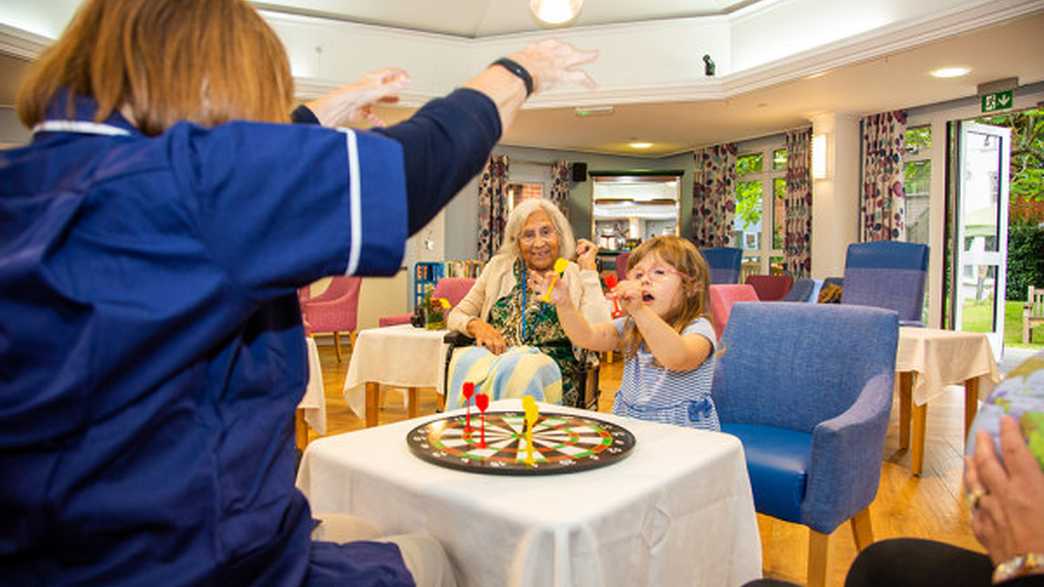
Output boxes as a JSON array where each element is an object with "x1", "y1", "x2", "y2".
[
  {"x1": 436, "y1": 392, "x2": 446, "y2": 411},
  {"x1": 807, "y1": 529, "x2": 829, "y2": 587},
  {"x1": 333, "y1": 331, "x2": 343, "y2": 363},
  {"x1": 365, "y1": 382, "x2": 379, "y2": 427},
  {"x1": 964, "y1": 377, "x2": 980, "y2": 445},
  {"x1": 294, "y1": 408, "x2": 309, "y2": 451},
  {"x1": 850, "y1": 507, "x2": 874, "y2": 552},
  {"x1": 898, "y1": 372, "x2": 912, "y2": 450},
  {"x1": 349, "y1": 330, "x2": 358, "y2": 354},
  {"x1": 911, "y1": 401, "x2": 927, "y2": 476},
  {"x1": 407, "y1": 387, "x2": 419, "y2": 419}
]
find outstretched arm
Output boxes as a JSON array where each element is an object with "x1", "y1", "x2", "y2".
[
  {"x1": 541, "y1": 273, "x2": 619, "y2": 352},
  {"x1": 614, "y1": 281, "x2": 712, "y2": 371}
]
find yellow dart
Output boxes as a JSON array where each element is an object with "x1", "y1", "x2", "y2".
[
  {"x1": 522, "y1": 395, "x2": 539, "y2": 466},
  {"x1": 436, "y1": 297, "x2": 451, "y2": 309},
  {"x1": 541, "y1": 258, "x2": 570, "y2": 303}
]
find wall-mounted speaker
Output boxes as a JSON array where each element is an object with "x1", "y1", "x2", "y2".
[{"x1": 571, "y1": 162, "x2": 588, "y2": 182}]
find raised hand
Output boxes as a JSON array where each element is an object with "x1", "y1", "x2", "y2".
[
  {"x1": 508, "y1": 40, "x2": 598, "y2": 94},
  {"x1": 611, "y1": 279, "x2": 646, "y2": 316},
  {"x1": 575, "y1": 238, "x2": 598, "y2": 271},
  {"x1": 964, "y1": 415, "x2": 1044, "y2": 565},
  {"x1": 304, "y1": 67, "x2": 410, "y2": 128},
  {"x1": 530, "y1": 269, "x2": 570, "y2": 306}
]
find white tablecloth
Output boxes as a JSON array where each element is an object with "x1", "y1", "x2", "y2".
[
  {"x1": 296, "y1": 399, "x2": 761, "y2": 587},
  {"x1": 297, "y1": 337, "x2": 327, "y2": 435},
  {"x1": 896, "y1": 327, "x2": 1001, "y2": 405},
  {"x1": 342, "y1": 325, "x2": 450, "y2": 421}
]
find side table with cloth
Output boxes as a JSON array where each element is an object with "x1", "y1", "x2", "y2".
[
  {"x1": 295, "y1": 337, "x2": 328, "y2": 448},
  {"x1": 296, "y1": 399, "x2": 762, "y2": 587},
  {"x1": 895, "y1": 327, "x2": 1001, "y2": 476},
  {"x1": 343, "y1": 324, "x2": 451, "y2": 427}
]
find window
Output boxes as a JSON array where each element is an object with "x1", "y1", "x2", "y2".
[
  {"x1": 734, "y1": 145, "x2": 787, "y2": 277},
  {"x1": 902, "y1": 126, "x2": 931, "y2": 246},
  {"x1": 902, "y1": 125, "x2": 932, "y2": 324}
]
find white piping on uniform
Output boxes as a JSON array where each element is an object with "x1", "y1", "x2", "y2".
[
  {"x1": 32, "y1": 120, "x2": 131, "y2": 136},
  {"x1": 342, "y1": 128, "x2": 362, "y2": 276}
]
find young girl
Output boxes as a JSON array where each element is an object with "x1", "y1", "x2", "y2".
[{"x1": 541, "y1": 236, "x2": 719, "y2": 430}]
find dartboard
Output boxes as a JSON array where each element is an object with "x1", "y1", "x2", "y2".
[{"x1": 406, "y1": 411, "x2": 636, "y2": 475}]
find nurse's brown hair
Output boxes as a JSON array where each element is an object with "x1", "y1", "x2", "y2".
[{"x1": 16, "y1": 0, "x2": 294, "y2": 136}]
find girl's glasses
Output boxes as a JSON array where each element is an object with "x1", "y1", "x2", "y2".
[{"x1": 627, "y1": 266, "x2": 683, "y2": 282}]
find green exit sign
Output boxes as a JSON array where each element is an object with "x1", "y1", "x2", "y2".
[{"x1": 981, "y1": 90, "x2": 1014, "y2": 113}]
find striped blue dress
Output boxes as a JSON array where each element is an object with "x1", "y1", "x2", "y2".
[{"x1": 611, "y1": 317, "x2": 720, "y2": 431}]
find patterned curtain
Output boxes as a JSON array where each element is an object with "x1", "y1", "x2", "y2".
[
  {"x1": 861, "y1": 110, "x2": 907, "y2": 241},
  {"x1": 690, "y1": 144, "x2": 738, "y2": 247},
  {"x1": 784, "y1": 128, "x2": 813, "y2": 278},
  {"x1": 549, "y1": 160, "x2": 571, "y2": 218},
  {"x1": 477, "y1": 154, "x2": 510, "y2": 262}
]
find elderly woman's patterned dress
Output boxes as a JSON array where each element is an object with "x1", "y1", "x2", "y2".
[{"x1": 484, "y1": 258, "x2": 590, "y2": 407}]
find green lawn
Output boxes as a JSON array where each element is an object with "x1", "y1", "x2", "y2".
[{"x1": 961, "y1": 298, "x2": 1044, "y2": 348}]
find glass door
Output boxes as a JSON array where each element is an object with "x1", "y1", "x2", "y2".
[{"x1": 952, "y1": 121, "x2": 1010, "y2": 358}]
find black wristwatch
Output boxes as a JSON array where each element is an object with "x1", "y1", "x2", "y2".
[{"x1": 490, "y1": 57, "x2": 534, "y2": 97}]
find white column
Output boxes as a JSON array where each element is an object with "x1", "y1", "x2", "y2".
[{"x1": 810, "y1": 112, "x2": 861, "y2": 279}]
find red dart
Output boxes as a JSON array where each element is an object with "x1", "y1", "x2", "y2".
[
  {"x1": 604, "y1": 274, "x2": 622, "y2": 317},
  {"x1": 475, "y1": 393, "x2": 490, "y2": 448},
  {"x1": 462, "y1": 382, "x2": 475, "y2": 432}
]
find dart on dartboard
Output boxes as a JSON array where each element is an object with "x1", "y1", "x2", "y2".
[
  {"x1": 475, "y1": 393, "x2": 489, "y2": 448},
  {"x1": 462, "y1": 381, "x2": 475, "y2": 433},
  {"x1": 541, "y1": 258, "x2": 570, "y2": 303},
  {"x1": 522, "y1": 395, "x2": 539, "y2": 466}
]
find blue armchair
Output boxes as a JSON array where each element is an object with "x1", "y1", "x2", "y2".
[
  {"x1": 711, "y1": 303, "x2": 898, "y2": 587},
  {"x1": 700, "y1": 246, "x2": 743, "y2": 284},
  {"x1": 842, "y1": 241, "x2": 928, "y2": 326}
]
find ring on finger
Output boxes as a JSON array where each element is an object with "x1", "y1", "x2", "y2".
[{"x1": 966, "y1": 488, "x2": 987, "y2": 510}]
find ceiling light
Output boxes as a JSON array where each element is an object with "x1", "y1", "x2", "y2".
[
  {"x1": 530, "y1": 0, "x2": 584, "y2": 25},
  {"x1": 930, "y1": 66, "x2": 971, "y2": 78},
  {"x1": 629, "y1": 142, "x2": 653, "y2": 150}
]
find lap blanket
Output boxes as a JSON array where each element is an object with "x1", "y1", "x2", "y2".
[{"x1": 445, "y1": 346, "x2": 562, "y2": 410}]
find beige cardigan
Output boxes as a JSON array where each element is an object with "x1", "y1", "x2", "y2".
[{"x1": 447, "y1": 253, "x2": 612, "y2": 335}]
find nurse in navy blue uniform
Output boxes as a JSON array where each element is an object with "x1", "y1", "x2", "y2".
[{"x1": 0, "y1": 1, "x2": 597, "y2": 586}]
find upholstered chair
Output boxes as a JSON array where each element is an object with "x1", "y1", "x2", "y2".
[
  {"x1": 841, "y1": 241, "x2": 929, "y2": 326},
  {"x1": 711, "y1": 303, "x2": 899, "y2": 587},
  {"x1": 700, "y1": 246, "x2": 744, "y2": 284}
]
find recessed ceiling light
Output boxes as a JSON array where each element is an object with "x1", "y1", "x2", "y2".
[
  {"x1": 530, "y1": 0, "x2": 584, "y2": 25},
  {"x1": 629, "y1": 142, "x2": 653, "y2": 149},
  {"x1": 930, "y1": 66, "x2": 971, "y2": 78}
]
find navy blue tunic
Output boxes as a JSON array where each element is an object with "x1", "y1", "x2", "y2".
[{"x1": 1, "y1": 89, "x2": 500, "y2": 586}]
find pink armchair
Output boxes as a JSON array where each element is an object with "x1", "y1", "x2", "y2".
[
  {"x1": 298, "y1": 276, "x2": 362, "y2": 362},
  {"x1": 708, "y1": 284, "x2": 759, "y2": 340},
  {"x1": 378, "y1": 277, "x2": 476, "y2": 328}
]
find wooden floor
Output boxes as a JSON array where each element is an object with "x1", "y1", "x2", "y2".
[{"x1": 307, "y1": 339, "x2": 981, "y2": 586}]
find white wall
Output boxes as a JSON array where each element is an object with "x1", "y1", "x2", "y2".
[
  {"x1": 810, "y1": 112, "x2": 861, "y2": 279},
  {"x1": 0, "y1": 107, "x2": 30, "y2": 145}
]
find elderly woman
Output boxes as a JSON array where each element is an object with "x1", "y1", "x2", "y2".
[{"x1": 447, "y1": 199, "x2": 611, "y2": 408}]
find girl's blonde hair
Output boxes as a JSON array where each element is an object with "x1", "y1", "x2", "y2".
[
  {"x1": 17, "y1": 0, "x2": 294, "y2": 136},
  {"x1": 620, "y1": 236, "x2": 712, "y2": 361}
]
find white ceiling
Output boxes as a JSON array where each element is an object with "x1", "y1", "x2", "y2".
[
  {"x1": 2, "y1": 3, "x2": 1042, "y2": 157},
  {"x1": 252, "y1": 0, "x2": 760, "y2": 38},
  {"x1": 365, "y1": 10, "x2": 1044, "y2": 155}
]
